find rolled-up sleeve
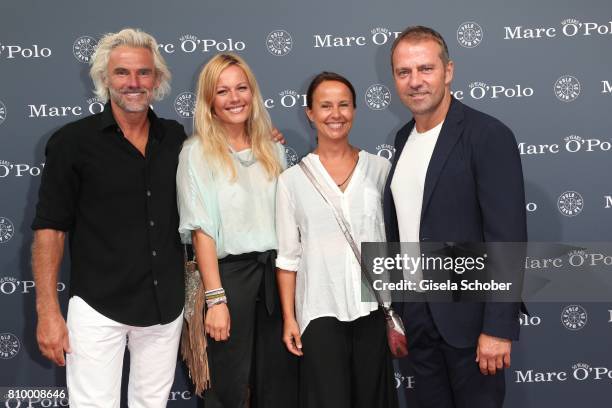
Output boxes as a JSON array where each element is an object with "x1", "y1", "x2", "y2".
[
  {"x1": 31, "y1": 129, "x2": 79, "y2": 231},
  {"x1": 275, "y1": 175, "x2": 301, "y2": 271},
  {"x1": 276, "y1": 142, "x2": 288, "y2": 170},
  {"x1": 176, "y1": 141, "x2": 220, "y2": 245}
]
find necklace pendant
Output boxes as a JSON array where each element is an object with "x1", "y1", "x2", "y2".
[{"x1": 228, "y1": 145, "x2": 257, "y2": 167}]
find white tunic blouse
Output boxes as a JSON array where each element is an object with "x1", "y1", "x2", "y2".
[
  {"x1": 276, "y1": 151, "x2": 391, "y2": 334},
  {"x1": 176, "y1": 136, "x2": 286, "y2": 258}
]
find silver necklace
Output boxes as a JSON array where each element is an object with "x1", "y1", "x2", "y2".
[{"x1": 228, "y1": 145, "x2": 257, "y2": 167}]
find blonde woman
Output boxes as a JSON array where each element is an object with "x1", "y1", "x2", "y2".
[{"x1": 177, "y1": 53, "x2": 297, "y2": 407}]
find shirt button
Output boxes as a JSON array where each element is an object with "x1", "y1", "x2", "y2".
[
  {"x1": 146, "y1": 190, "x2": 151, "y2": 197},
  {"x1": 153, "y1": 280, "x2": 158, "y2": 286},
  {"x1": 152, "y1": 250, "x2": 157, "y2": 256},
  {"x1": 149, "y1": 220, "x2": 155, "y2": 227}
]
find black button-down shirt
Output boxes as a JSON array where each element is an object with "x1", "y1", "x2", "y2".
[{"x1": 32, "y1": 103, "x2": 186, "y2": 326}]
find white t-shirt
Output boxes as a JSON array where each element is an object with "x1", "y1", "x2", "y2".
[
  {"x1": 390, "y1": 121, "x2": 443, "y2": 242},
  {"x1": 276, "y1": 151, "x2": 390, "y2": 334}
]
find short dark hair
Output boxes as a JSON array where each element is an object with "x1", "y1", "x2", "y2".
[
  {"x1": 306, "y1": 71, "x2": 357, "y2": 109},
  {"x1": 390, "y1": 25, "x2": 450, "y2": 68}
]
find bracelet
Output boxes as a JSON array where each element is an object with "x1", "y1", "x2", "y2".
[
  {"x1": 206, "y1": 295, "x2": 227, "y2": 308},
  {"x1": 205, "y1": 287, "x2": 224, "y2": 297},
  {"x1": 205, "y1": 288, "x2": 227, "y2": 308}
]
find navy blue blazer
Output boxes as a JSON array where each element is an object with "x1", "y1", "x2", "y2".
[{"x1": 383, "y1": 97, "x2": 527, "y2": 348}]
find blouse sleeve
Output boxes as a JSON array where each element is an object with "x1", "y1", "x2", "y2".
[
  {"x1": 276, "y1": 142, "x2": 288, "y2": 170},
  {"x1": 275, "y1": 175, "x2": 301, "y2": 271},
  {"x1": 176, "y1": 140, "x2": 221, "y2": 245}
]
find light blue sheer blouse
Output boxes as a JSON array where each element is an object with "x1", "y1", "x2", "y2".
[{"x1": 176, "y1": 137, "x2": 287, "y2": 259}]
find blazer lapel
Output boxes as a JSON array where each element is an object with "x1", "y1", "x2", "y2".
[{"x1": 421, "y1": 98, "x2": 465, "y2": 221}]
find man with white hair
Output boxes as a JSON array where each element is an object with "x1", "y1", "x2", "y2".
[{"x1": 32, "y1": 28, "x2": 186, "y2": 407}]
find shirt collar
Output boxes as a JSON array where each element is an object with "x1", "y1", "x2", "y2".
[{"x1": 98, "y1": 101, "x2": 163, "y2": 140}]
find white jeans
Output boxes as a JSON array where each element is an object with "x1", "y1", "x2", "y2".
[{"x1": 66, "y1": 296, "x2": 183, "y2": 408}]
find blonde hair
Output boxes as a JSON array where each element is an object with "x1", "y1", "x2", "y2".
[
  {"x1": 89, "y1": 28, "x2": 171, "y2": 102},
  {"x1": 193, "y1": 53, "x2": 281, "y2": 181}
]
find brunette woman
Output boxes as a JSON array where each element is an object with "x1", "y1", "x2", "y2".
[{"x1": 276, "y1": 72, "x2": 397, "y2": 408}]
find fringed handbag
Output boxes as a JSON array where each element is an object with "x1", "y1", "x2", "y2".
[{"x1": 180, "y1": 245, "x2": 211, "y2": 396}]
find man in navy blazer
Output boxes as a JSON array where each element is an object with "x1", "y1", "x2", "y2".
[{"x1": 383, "y1": 26, "x2": 527, "y2": 407}]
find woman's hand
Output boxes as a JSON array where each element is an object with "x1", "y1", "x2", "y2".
[
  {"x1": 271, "y1": 127, "x2": 286, "y2": 144},
  {"x1": 282, "y1": 318, "x2": 303, "y2": 356},
  {"x1": 205, "y1": 303, "x2": 231, "y2": 341}
]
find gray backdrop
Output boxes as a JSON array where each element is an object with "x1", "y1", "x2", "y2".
[{"x1": 1, "y1": 0, "x2": 611, "y2": 406}]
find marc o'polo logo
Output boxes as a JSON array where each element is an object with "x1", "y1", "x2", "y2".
[
  {"x1": 174, "y1": 92, "x2": 196, "y2": 118},
  {"x1": 365, "y1": 84, "x2": 391, "y2": 110},
  {"x1": 313, "y1": 27, "x2": 401, "y2": 48},
  {"x1": 0, "y1": 217, "x2": 15, "y2": 244},
  {"x1": 179, "y1": 34, "x2": 246, "y2": 53},
  {"x1": 0, "y1": 160, "x2": 46, "y2": 179},
  {"x1": 73, "y1": 35, "x2": 98, "y2": 64},
  {"x1": 0, "y1": 276, "x2": 66, "y2": 295},
  {"x1": 266, "y1": 30, "x2": 293, "y2": 56},
  {"x1": 457, "y1": 22, "x2": 483, "y2": 48},
  {"x1": 505, "y1": 18, "x2": 612, "y2": 40},
  {"x1": 515, "y1": 362, "x2": 612, "y2": 383},
  {"x1": 0, "y1": 43, "x2": 52, "y2": 59},
  {"x1": 0, "y1": 100, "x2": 6, "y2": 125},
  {"x1": 263, "y1": 89, "x2": 307, "y2": 109},
  {"x1": 0, "y1": 333, "x2": 20, "y2": 359},
  {"x1": 554, "y1": 75, "x2": 581, "y2": 102},
  {"x1": 29, "y1": 96, "x2": 105, "y2": 118},
  {"x1": 557, "y1": 191, "x2": 584, "y2": 217},
  {"x1": 561, "y1": 304, "x2": 588, "y2": 330},
  {"x1": 518, "y1": 134, "x2": 612, "y2": 156}
]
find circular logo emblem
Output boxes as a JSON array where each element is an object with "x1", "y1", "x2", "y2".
[
  {"x1": 0, "y1": 217, "x2": 15, "y2": 244},
  {"x1": 0, "y1": 100, "x2": 6, "y2": 125},
  {"x1": 73, "y1": 36, "x2": 98, "y2": 63},
  {"x1": 457, "y1": 22, "x2": 484, "y2": 48},
  {"x1": 0, "y1": 333, "x2": 20, "y2": 359},
  {"x1": 284, "y1": 146, "x2": 299, "y2": 167},
  {"x1": 376, "y1": 143, "x2": 396, "y2": 161},
  {"x1": 554, "y1": 75, "x2": 581, "y2": 102},
  {"x1": 266, "y1": 30, "x2": 293, "y2": 56},
  {"x1": 557, "y1": 191, "x2": 584, "y2": 217},
  {"x1": 174, "y1": 92, "x2": 196, "y2": 118},
  {"x1": 561, "y1": 305, "x2": 587, "y2": 331},
  {"x1": 365, "y1": 84, "x2": 391, "y2": 110}
]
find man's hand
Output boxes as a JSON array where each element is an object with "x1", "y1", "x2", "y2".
[
  {"x1": 205, "y1": 303, "x2": 231, "y2": 342},
  {"x1": 37, "y1": 312, "x2": 71, "y2": 366},
  {"x1": 271, "y1": 127, "x2": 286, "y2": 144},
  {"x1": 476, "y1": 333, "x2": 511, "y2": 375},
  {"x1": 32, "y1": 229, "x2": 69, "y2": 366},
  {"x1": 282, "y1": 318, "x2": 303, "y2": 356}
]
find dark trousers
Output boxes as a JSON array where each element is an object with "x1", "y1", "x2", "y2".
[
  {"x1": 401, "y1": 303, "x2": 505, "y2": 408},
  {"x1": 202, "y1": 253, "x2": 298, "y2": 408},
  {"x1": 299, "y1": 309, "x2": 398, "y2": 408}
]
